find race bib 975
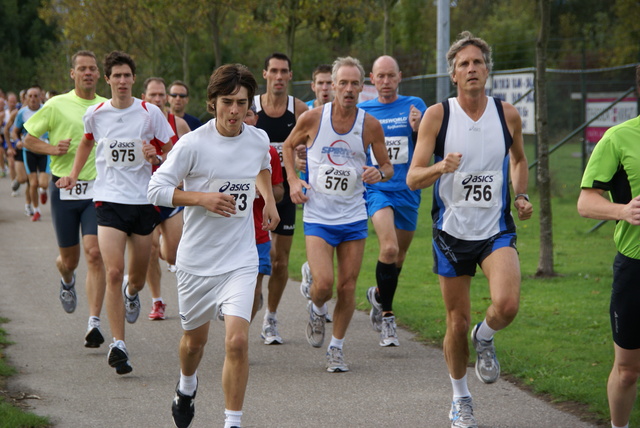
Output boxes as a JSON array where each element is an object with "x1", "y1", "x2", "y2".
[{"x1": 104, "y1": 138, "x2": 143, "y2": 168}]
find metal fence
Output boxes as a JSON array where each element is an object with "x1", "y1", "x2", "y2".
[{"x1": 290, "y1": 63, "x2": 639, "y2": 141}]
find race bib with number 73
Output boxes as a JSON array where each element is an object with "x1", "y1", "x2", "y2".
[{"x1": 206, "y1": 178, "x2": 256, "y2": 218}]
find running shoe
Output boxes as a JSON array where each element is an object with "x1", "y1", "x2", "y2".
[
  {"x1": 172, "y1": 381, "x2": 197, "y2": 428},
  {"x1": 11, "y1": 179, "x2": 19, "y2": 192},
  {"x1": 471, "y1": 322, "x2": 500, "y2": 383},
  {"x1": 107, "y1": 340, "x2": 132, "y2": 375},
  {"x1": 31, "y1": 211, "x2": 41, "y2": 222},
  {"x1": 300, "y1": 261, "x2": 312, "y2": 299},
  {"x1": 59, "y1": 275, "x2": 77, "y2": 313},
  {"x1": 148, "y1": 300, "x2": 167, "y2": 320},
  {"x1": 10, "y1": 190, "x2": 19, "y2": 197},
  {"x1": 449, "y1": 396, "x2": 477, "y2": 428},
  {"x1": 379, "y1": 315, "x2": 400, "y2": 347},
  {"x1": 122, "y1": 276, "x2": 141, "y2": 324},
  {"x1": 39, "y1": 187, "x2": 47, "y2": 205},
  {"x1": 84, "y1": 318, "x2": 104, "y2": 348},
  {"x1": 366, "y1": 286, "x2": 383, "y2": 332},
  {"x1": 24, "y1": 205, "x2": 34, "y2": 216},
  {"x1": 326, "y1": 346, "x2": 349, "y2": 373},
  {"x1": 261, "y1": 316, "x2": 283, "y2": 345},
  {"x1": 305, "y1": 301, "x2": 325, "y2": 348}
]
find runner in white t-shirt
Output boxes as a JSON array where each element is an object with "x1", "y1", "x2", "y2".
[
  {"x1": 57, "y1": 51, "x2": 174, "y2": 376},
  {"x1": 148, "y1": 64, "x2": 279, "y2": 428}
]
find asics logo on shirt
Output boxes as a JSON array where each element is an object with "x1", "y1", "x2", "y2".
[
  {"x1": 109, "y1": 140, "x2": 136, "y2": 149},
  {"x1": 324, "y1": 167, "x2": 351, "y2": 177},
  {"x1": 461, "y1": 174, "x2": 494, "y2": 185},
  {"x1": 218, "y1": 181, "x2": 251, "y2": 192}
]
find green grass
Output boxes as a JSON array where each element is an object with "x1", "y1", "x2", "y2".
[
  {"x1": 288, "y1": 140, "x2": 627, "y2": 425},
  {"x1": 0, "y1": 318, "x2": 50, "y2": 428}
]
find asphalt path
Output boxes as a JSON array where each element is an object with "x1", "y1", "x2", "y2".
[{"x1": 0, "y1": 183, "x2": 601, "y2": 427}]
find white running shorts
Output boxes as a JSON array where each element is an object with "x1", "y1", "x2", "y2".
[{"x1": 176, "y1": 265, "x2": 258, "y2": 330}]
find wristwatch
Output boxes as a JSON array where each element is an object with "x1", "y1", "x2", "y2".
[
  {"x1": 515, "y1": 193, "x2": 529, "y2": 201},
  {"x1": 155, "y1": 154, "x2": 163, "y2": 166},
  {"x1": 379, "y1": 169, "x2": 386, "y2": 180}
]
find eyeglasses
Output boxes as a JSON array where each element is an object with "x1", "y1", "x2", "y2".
[{"x1": 168, "y1": 93, "x2": 188, "y2": 98}]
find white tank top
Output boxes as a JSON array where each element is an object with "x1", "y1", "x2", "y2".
[
  {"x1": 304, "y1": 103, "x2": 367, "y2": 225},
  {"x1": 433, "y1": 97, "x2": 514, "y2": 240}
]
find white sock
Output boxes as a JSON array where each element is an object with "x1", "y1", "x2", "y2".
[
  {"x1": 476, "y1": 318, "x2": 497, "y2": 341},
  {"x1": 125, "y1": 287, "x2": 137, "y2": 299},
  {"x1": 224, "y1": 409, "x2": 242, "y2": 428},
  {"x1": 34, "y1": 207, "x2": 41, "y2": 214},
  {"x1": 152, "y1": 297, "x2": 163, "y2": 304},
  {"x1": 450, "y1": 374, "x2": 471, "y2": 399},
  {"x1": 264, "y1": 311, "x2": 276, "y2": 321},
  {"x1": 329, "y1": 336, "x2": 344, "y2": 349},
  {"x1": 88, "y1": 316, "x2": 100, "y2": 327},
  {"x1": 313, "y1": 303, "x2": 327, "y2": 315},
  {"x1": 612, "y1": 423, "x2": 629, "y2": 428},
  {"x1": 62, "y1": 275, "x2": 75, "y2": 287},
  {"x1": 179, "y1": 371, "x2": 197, "y2": 396}
]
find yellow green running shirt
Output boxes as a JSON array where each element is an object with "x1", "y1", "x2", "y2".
[
  {"x1": 24, "y1": 90, "x2": 107, "y2": 181},
  {"x1": 581, "y1": 115, "x2": 640, "y2": 259}
]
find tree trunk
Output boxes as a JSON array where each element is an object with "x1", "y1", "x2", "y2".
[
  {"x1": 209, "y1": 5, "x2": 223, "y2": 69},
  {"x1": 286, "y1": 0, "x2": 300, "y2": 64},
  {"x1": 182, "y1": 35, "x2": 190, "y2": 88},
  {"x1": 535, "y1": 0, "x2": 556, "y2": 277},
  {"x1": 382, "y1": 0, "x2": 397, "y2": 55}
]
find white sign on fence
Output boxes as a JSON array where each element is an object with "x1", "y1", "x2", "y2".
[
  {"x1": 585, "y1": 97, "x2": 638, "y2": 143},
  {"x1": 486, "y1": 73, "x2": 536, "y2": 135}
]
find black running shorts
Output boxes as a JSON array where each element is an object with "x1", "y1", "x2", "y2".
[{"x1": 610, "y1": 252, "x2": 640, "y2": 349}]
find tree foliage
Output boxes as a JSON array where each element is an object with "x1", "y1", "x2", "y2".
[{"x1": 0, "y1": 0, "x2": 57, "y2": 91}]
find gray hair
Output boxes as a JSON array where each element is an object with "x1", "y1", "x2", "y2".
[
  {"x1": 446, "y1": 31, "x2": 493, "y2": 83},
  {"x1": 332, "y1": 56, "x2": 365, "y2": 85}
]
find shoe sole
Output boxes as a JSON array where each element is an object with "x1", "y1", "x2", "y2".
[
  {"x1": 108, "y1": 348, "x2": 132, "y2": 375},
  {"x1": 148, "y1": 314, "x2": 166, "y2": 320},
  {"x1": 84, "y1": 328, "x2": 105, "y2": 348},
  {"x1": 262, "y1": 336, "x2": 283, "y2": 345},
  {"x1": 380, "y1": 339, "x2": 400, "y2": 347},
  {"x1": 326, "y1": 366, "x2": 349, "y2": 373}
]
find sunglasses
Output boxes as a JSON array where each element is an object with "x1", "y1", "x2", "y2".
[{"x1": 169, "y1": 93, "x2": 188, "y2": 98}]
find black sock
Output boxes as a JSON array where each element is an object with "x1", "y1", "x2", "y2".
[{"x1": 376, "y1": 261, "x2": 398, "y2": 313}]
